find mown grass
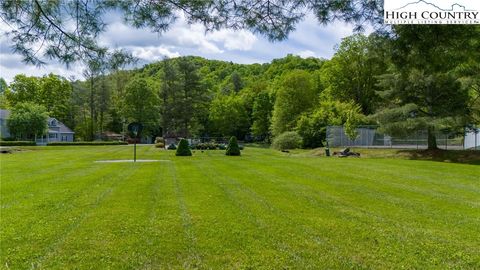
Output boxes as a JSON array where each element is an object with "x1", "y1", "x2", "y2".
[
  {"x1": 1, "y1": 146, "x2": 479, "y2": 269},
  {"x1": 294, "y1": 147, "x2": 480, "y2": 165}
]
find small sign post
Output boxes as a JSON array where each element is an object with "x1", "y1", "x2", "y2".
[{"x1": 127, "y1": 122, "x2": 143, "y2": 162}]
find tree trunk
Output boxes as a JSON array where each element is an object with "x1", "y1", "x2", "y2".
[
  {"x1": 427, "y1": 126, "x2": 438, "y2": 150},
  {"x1": 89, "y1": 77, "x2": 95, "y2": 141}
]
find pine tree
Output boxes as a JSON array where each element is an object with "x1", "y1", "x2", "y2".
[
  {"x1": 175, "y1": 139, "x2": 192, "y2": 156},
  {"x1": 225, "y1": 136, "x2": 241, "y2": 156}
]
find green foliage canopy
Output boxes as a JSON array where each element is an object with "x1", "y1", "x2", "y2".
[
  {"x1": 209, "y1": 94, "x2": 249, "y2": 138},
  {"x1": 271, "y1": 70, "x2": 317, "y2": 136},
  {"x1": 321, "y1": 34, "x2": 389, "y2": 114},
  {"x1": 7, "y1": 102, "x2": 48, "y2": 140},
  {"x1": 123, "y1": 77, "x2": 160, "y2": 136},
  {"x1": 6, "y1": 74, "x2": 73, "y2": 125},
  {"x1": 376, "y1": 25, "x2": 478, "y2": 149}
]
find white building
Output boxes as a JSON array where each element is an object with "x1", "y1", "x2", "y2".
[{"x1": 0, "y1": 109, "x2": 74, "y2": 143}]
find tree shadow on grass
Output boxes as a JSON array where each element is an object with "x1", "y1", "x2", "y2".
[{"x1": 397, "y1": 149, "x2": 480, "y2": 165}]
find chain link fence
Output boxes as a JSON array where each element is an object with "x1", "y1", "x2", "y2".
[{"x1": 326, "y1": 126, "x2": 478, "y2": 150}]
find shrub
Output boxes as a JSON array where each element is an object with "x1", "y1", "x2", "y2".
[
  {"x1": 0, "y1": 141, "x2": 36, "y2": 146},
  {"x1": 155, "y1": 137, "x2": 165, "y2": 144},
  {"x1": 155, "y1": 142, "x2": 165, "y2": 148},
  {"x1": 207, "y1": 142, "x2": 217, "y2": 150},
  {"x1": 225, "y1": 136, "x2": 241, "y2": 156},
  {"x1": 176, "y1": 139, "x2": 192, "y2": 156},
  {"x1": 193, "y1": 143, "x2": 206, "y2": 150},
  {"x1": 192, "y1": 142, "x2": 220, "y2": 150},
  {"x1": 272, "y1": 131, "x2": 302, "y2": 150},
  {"x1": 47, "y1": 141, "x2": 127, "y2": 146},
  {"x1": 167, "y1": 143, "x2": 177, "y2": 150}
]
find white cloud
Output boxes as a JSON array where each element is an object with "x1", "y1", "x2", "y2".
[
  {"x1": 100, "y1": 13, "x2": 257, "y2": 55},
  {"x1": 128, "y1": 46, "x2": 181, "y2": 60},
  {"x1": 1, "y1": 10, "x2": 368, "y2": 83},
  {"x1": 166, "y1": 24, "x2": 224, "y2": 54},
  {"x1": 297, "y1": 50, "x2": 317, "y2": 58},
  {"x1": 207, "y1": 29, "x2": 257, "y2": 51},
  {"x1": 0, "y1": 52, "x2": 81, "y2": 83}
]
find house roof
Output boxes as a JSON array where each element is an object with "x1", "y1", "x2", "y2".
[
  {"x1": 49, "y1": 118, "x2": 74, "y2": 133},
  {"x1": 58, "y1": 124, "x2": 74, "y2": 134}
]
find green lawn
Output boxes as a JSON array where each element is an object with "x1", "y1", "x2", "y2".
[{"x1": 1, "y1": 146, "x2": 479, "y2": 269}]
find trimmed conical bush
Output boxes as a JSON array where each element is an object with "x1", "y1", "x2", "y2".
[
  {"x1": 175, "y1": 139, "x2": 192, "y2": 156},
  {"x1": 225, "y1": 136, "x2": 241, "y2": 156}
]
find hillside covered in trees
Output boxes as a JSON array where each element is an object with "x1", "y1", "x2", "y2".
[{"x1": 1, "y1": 26, "x2": 479, "y2": 149}]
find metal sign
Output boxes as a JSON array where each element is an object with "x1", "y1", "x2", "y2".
[
  {"x1": 127, "y1": 122, "x2": 143, "y2": 162},
  {"x1": 128, "y1": 122, "x2": 143, "y2": 138}
]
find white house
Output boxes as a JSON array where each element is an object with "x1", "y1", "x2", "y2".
[{"x1": 0, "y1": 109, "x2": 74, "y2": 143}]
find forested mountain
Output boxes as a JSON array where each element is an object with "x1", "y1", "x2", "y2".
[
  {"x1": 2, "y1": 54, "x2": 329, "y2": 143},
  {"x1": 2, "y1": 26, "x2": 479, "y2": 149}
]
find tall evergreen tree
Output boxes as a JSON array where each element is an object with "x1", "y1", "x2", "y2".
[
  {"x1": 160, "y1": 59, "x2": 181, "y2": 137},
  {"x1": 376, "y1": 25, "x2": 478, "y2": 149}
]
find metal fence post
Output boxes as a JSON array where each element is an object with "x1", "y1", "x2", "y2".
[
  {"x1": 416, "y1": 130, "x2": 419, "y2": 150},
  {"x1": 445, "y1": 133, "x2": 448, "y2": 150},
  {"x1": 476, "y1": 127, "x2": 478, "y2": 150}
]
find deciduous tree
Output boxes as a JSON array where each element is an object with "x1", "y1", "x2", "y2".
[
  {"x1": 123, "y1": 77, "x2": 160, "y2": 136},
  {"x1": 271, "y1": 70, "x2": 316, "y2": 136},
  {"x1": 7, "y1": 102, "x2": 48, "y2": 140}
]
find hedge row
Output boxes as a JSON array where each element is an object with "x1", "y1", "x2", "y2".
[
  {"x1": 191, "y1": 142, "x2": 225, "y2": 150},
  {"x1": 0, "y1": 141, "x2": 36, "y2": 146},
  {"x1": 190, "y1": 142, "x2": 244, "y2": 150},
  {"x1": 47, "y1": 141, "x2": 128, "y2": 146}
]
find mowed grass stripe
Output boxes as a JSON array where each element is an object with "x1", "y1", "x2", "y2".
[
  {"x1": 192, "y1": 158, "x2": 307, "y2": 268},
  {"x1": 204, "y1": 155, "x2": 377, "y2": 268},
  {"x1": 216, "y1": 153, "x2": 480, "y2": 267},
  {"x1": 168, "y1": 160, "x2": 203, "y2": 268},
  {"x1": 1, "y1": 162, "x2": 140, "y2": 269},
  {"x1": 0, "y1": 146, "x2": 132, "y2": 220},
  {"x1": 202, "y1": 150, "x2": 375, "y2": 267},
  {"x1": 190, "y1": 156, "x2": 355, "y2": 269},
  {"x1": 233, "y1": 153, "x2": 479, "y2": 234},
  {"x1": 173, "y1": 157, "x2": 298, "y2": 268},
  {"x1": 142, "y1": 159, "x2": 191, "y2": 268},
  {"x1": 0, "y1": 146, "x2": 127, "y2": 198},
  {"x1": 1, "y1": 146, "x2": 479, "y2": 269},
  {"x1": 243, "y1": 152, "x2": 478, "y2": 218},
  {"x1": 37, "y1": 163, "x2": 154, "y2": 269}
]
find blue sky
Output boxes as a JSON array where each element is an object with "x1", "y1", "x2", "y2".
[{"x1": 0, "y1": 13, "x2": 361, "y2": 83}]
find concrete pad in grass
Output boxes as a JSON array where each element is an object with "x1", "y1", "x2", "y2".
[{"x1": 94, "y1": 159, "x2": 171, "y2": 163}]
